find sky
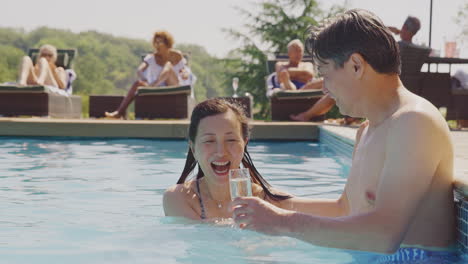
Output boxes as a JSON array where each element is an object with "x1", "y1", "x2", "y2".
[{"x1": 1, "y1": 0, "x2": 466, "y2": 58}]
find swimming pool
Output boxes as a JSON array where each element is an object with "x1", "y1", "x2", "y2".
[{"x1": 0, "y1": 137, "x2": 464, "y2": 263}]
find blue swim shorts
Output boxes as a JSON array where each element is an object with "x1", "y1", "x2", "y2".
[{"x1": 372, "y1": 247, "x2": 460, "y2": 264}]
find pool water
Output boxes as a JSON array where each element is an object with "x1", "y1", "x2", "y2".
[{"x1": 0, "y1": 138, "x2": 464, "y2": 263}]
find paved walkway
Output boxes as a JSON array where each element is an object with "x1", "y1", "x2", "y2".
[{"x1": 321, "y1": 124, "x2": 468, "y2": 195}]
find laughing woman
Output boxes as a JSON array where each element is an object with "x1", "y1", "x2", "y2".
[{"x1": 163, "y1": 98, "x2": 292, "y2": 220}]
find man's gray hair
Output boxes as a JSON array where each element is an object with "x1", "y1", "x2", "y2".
[
  {"x1": 403, "y1": 16, "x2": 421, "y2": 34},
  {"x1": 287, "y1": 39, "x2": 304, "y2": 51}
]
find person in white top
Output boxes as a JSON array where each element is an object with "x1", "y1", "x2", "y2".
[{"x1": 105, "y1": 30, "x2": 190, "y2": 119}]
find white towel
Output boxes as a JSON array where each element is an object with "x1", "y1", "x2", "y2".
[{"x1": 453, "y1": 69, "x2": 468, "y2": 90}]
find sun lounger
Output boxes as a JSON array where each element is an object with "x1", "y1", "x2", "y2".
[
  {"x1": 0, "y1": 85, "x2": 81, "y2": 118},
  {"x1": 266, "y1": 54, "x2": 325, "y2": 121},
  {"x1": 134, "y1": 85, "x2": 194, "y2": 119},
  {"x1": 270, "y1": 90, "x2": 324, "y2": 121},
  {"x1": 0, "y1": 48, "x2": 81, "y2": 118},
  {"x1": 399, "y1": 42, "x2": 432, "y2": 95},
  {"x1": 448, "y1": 78, "x2": 468, "y2": 124},
  {"x1": 419, "y1": 72, "x2": 452, "y2": 109}
]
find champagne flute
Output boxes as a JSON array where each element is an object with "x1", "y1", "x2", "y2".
[
  {"x1": 232, "y1": 77, "x2": 239, "y2": 98},
  {"x1": 229, "y1": 168, "x2": 252, "y2": 200}
]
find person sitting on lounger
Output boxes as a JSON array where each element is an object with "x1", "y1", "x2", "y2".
[
  {"x1": 387, "y1": 16, "x2": 421, "y2": 44},
  {"x1": 267, "y1": 39, "x2": 323, "y2": 97},
  {"x1": 17, "y1": 44, "x2": 67, "y2": 90},
  {"x1": 105, "y1": 30, "x2": 191, "y2": 119}
]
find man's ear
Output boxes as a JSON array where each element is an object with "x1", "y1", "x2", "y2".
[{"x1": 349, "y1": 53, "x2": 365, "y2": 79}]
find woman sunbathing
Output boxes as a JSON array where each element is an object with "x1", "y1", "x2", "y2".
[
  {"x1": 105, "y1": 30, "x2": 190, "y2": 119},
  {"x1": 17, "y1": 44, "x2": 67, "y2": 89}
]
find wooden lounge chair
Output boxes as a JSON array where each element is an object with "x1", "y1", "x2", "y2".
[
  {"x1": 448, "y1": 78, "x2": 468, "y2": 125},
  {"x1": 419, "y1": 72, "x2": 452, "y2": 109},
  {"x1": 0, "y1": 48, "x2": 81, "y2": 118},
  {"x1": 266, "y1": 54, "x2": 324, "y2": 121},
  {"x1": 134, "y1": 85, "x2": 194, "y2": 119},
  {"x1": 399, "y1": 42, "x2": 455, "y2": 116},
  {"x1": 399, "y1": 41, "x2": 432, "y2": 95},
  {"x1": 270, "y1": 90, "x2": 324, "y2": 121},
  {"x1": 0, "y1": 85, "x2": 81, "y2": 118}
]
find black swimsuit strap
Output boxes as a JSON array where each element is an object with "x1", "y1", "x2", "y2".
[{"x1": 196, "y1": 179, "x2": 206, "y2": 219}]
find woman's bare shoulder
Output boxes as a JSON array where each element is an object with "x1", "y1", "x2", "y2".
[
  {"x1": 163, "y1": 180, "x2": 201, "y2": 218},
  {"x1": 165, "y1": 181, "x2": 197, "y2": 198}
]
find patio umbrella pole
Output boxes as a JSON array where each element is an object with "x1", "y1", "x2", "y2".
[{"x1": 429, "y1": 0, "x2": 433, "y2": 47}]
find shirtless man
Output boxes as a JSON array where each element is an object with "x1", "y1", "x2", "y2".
[
  {"x1": 275, "y1": 39, "x2": 322, "y2": 91},
  {"x1": 232, "y1": 9, "x2": 456, "y2": 260}
]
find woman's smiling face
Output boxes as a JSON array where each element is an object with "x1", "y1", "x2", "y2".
[{"x1": 191, "y1": 109, "x2": 246, "y2": 185}]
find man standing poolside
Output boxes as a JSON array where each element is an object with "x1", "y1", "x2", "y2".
[{"x1": 232, "y1": 9, "x2": 456, "y2": 258}]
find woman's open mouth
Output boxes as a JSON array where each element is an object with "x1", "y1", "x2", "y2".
[{"x1": 211, "y1": 161, "x2": 231, "y2": 176}]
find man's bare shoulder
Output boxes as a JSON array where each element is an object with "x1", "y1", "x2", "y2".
[
  {"x1": 388, "y1": 95, "x2": 452, "y2": 150},
  {"x1": 392, "y1": 95, "x2": 448, "y2": 132}
]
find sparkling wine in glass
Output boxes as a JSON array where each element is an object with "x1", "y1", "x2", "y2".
[
  {"x1": 229, "y1": 168, "x2": 252, "y2": 200},
  {"x1": 232, "y1": 77, "x2": 239, "y2": 98}
]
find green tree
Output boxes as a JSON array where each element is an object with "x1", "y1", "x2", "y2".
[
  {"x1": 0, "y1": 26, "x2": 230, "y2": 116},
  {"x1": 455, "y1": 0, "x2": 468, "y2": 44},
  {"x1": 176, "y1": 43, "x2": 230, "y2": 101},
  {"x1": 224, "y1": 0, "x2": 344, "y2": 119},
  {"x1": 0, "y1": 45, "x2": 25, "y2": 82}
]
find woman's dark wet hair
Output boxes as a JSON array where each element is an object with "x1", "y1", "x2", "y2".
[
  {"x1": 176, "y1": 98, "x2": 291, "y2": 201},
  {"x1": 304, "y1": 9, "x2": 401, "y2": 75}
]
